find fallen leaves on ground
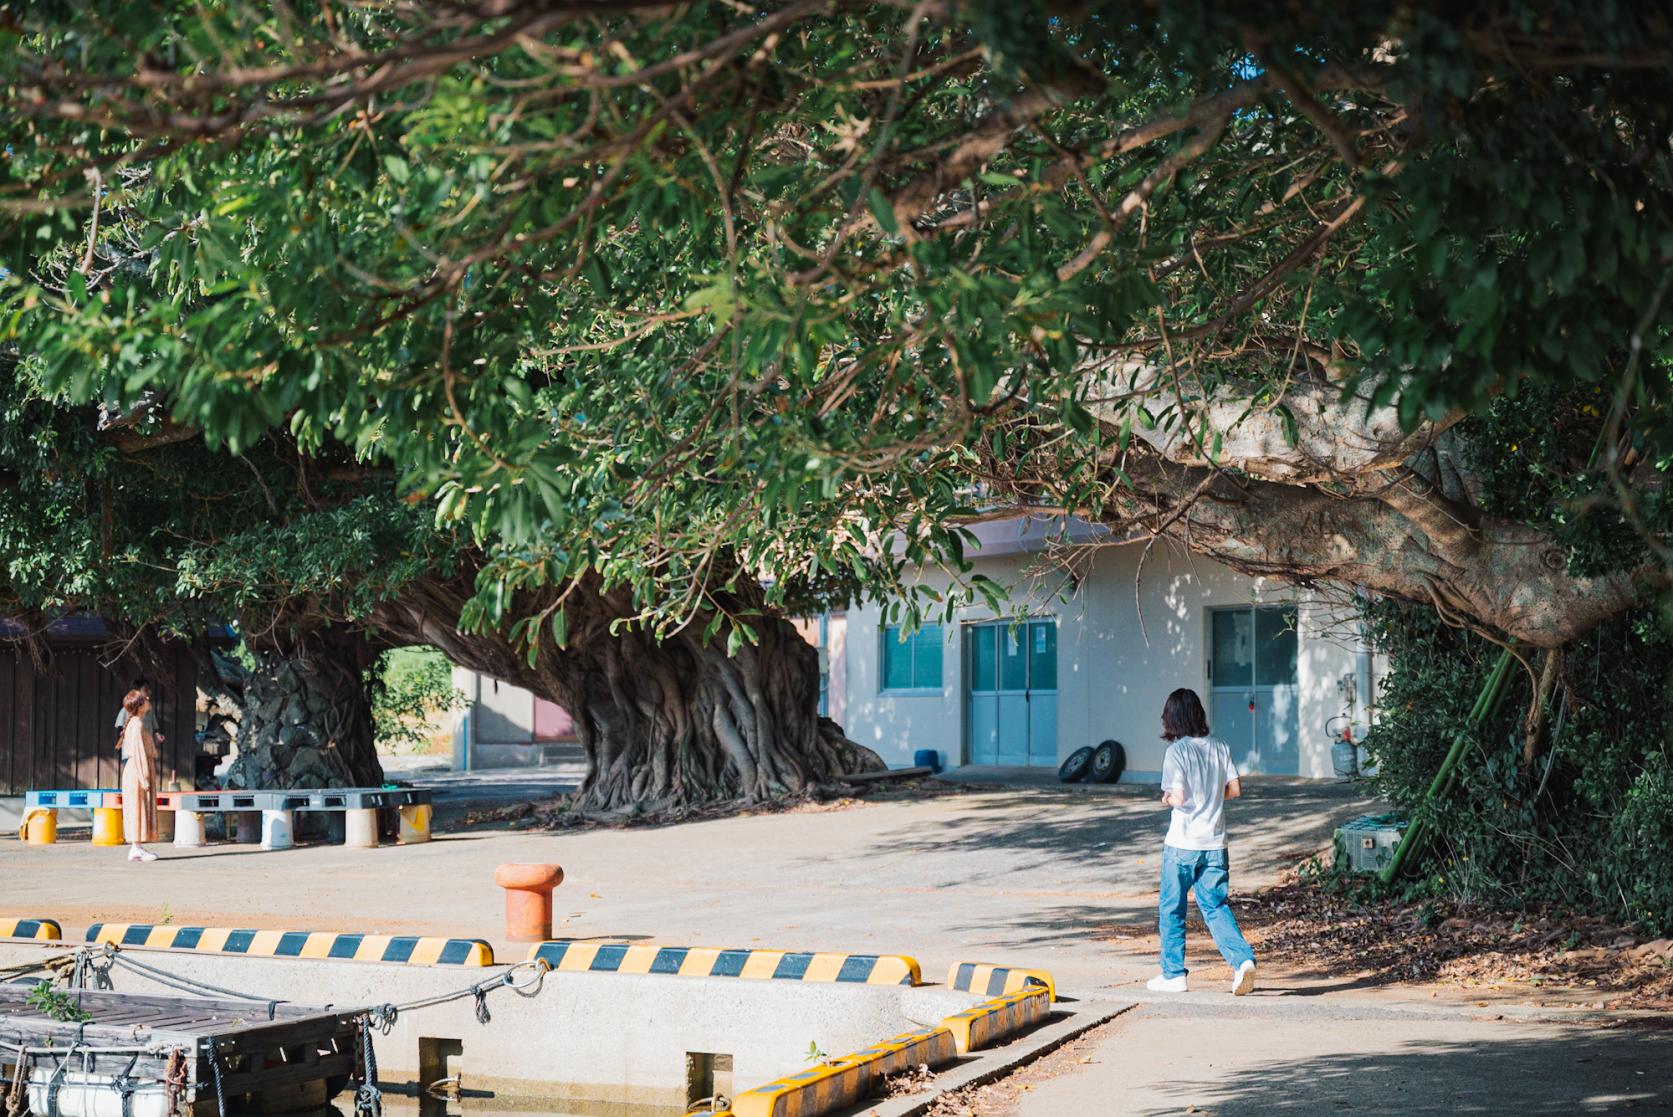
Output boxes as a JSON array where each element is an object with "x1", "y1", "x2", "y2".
[
  {"x1": 919, "y1": 1019, "x2": 1116, "y2": 1117},
  {"x1": 1104, "y1": 861, "x2": 1673, "y2": 1015},
  {"x1": 879, "y1": 1062, "x2": 937, "y2": 1098}
]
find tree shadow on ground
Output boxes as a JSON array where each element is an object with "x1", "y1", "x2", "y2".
[
  {"x1": 1116, "y1": 1022, "x2": 1673, "y2": 1115},
  {"x1": 831, "y1": 780, "x2": 1375, "y2": 884}
]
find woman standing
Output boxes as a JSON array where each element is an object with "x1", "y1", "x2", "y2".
[{"x1": 119, "y1": 688, "x2": 160, "y2": 862}]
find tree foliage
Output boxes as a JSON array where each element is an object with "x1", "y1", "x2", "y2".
[
  {"x1": 1359, "y1": 385, "x2": 1673, "y2": 930},
  {"x1": 0, "y1": 3, "x2": 1671, "y2": 826},
  {"x1": 2, "y1": 1, "x2": 1667, "y2": 653},
  {"x1": 370, "y1": 646, "x2": 462, "y2": 750},
  {"x1": 1363, "y1": 599, "x2": 1673, "y2": 932},
  {"x1": 0, "y1": 345, "x2": 448, "y2": 642}
]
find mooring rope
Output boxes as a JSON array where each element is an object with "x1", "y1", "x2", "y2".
[
  {"x1": 68, "y1": 944, "x2": 549, "y2": 1024},
  {"x1": 0, "y1": 954, "x2": 73, "y2": 981},
  {"x1": 354, "y1": 1016, "x2": 382, "y2": 1117},
  {"x1": 208, "y1": 1047, "x2": 226, "y2": 1117},
  {"x1": 74, "y1": 944, "x2": 283, "y2": 1018},
  {"x1": 3, "y1": 1047, "x2": 26, "y2": 1117},
  {"x1": 365, "y1": 959, "x2": 550, "y2": 1030}
]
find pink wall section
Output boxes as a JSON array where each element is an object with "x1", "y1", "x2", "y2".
[{"x1": 533, "y1": 697, "x2": 575, "y2": 741}]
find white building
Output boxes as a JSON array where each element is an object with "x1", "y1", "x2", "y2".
[
  {"x1": 840, "y1": 516, "x2": 1378, "y2": 781},
  {"x1": 445, "y1": 617, "x2": 848, "y2": 771},
  {"x1": 448, "y1": 667, "x2": 582, "y2": 769}
]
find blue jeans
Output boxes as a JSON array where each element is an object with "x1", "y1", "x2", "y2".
[{"x1": 1158, "y1": 844, "x2": 1255, "y2": 979}]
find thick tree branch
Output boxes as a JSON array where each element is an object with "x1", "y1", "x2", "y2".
[{"x1": 1105, "y1": 453, "x2": 1649, "y2": 647}]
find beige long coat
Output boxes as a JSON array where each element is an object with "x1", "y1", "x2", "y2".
[{"x1": 120, "y1": 715, "x2": 158, "y2": 844}]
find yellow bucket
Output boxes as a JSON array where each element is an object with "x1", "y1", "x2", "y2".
[
  {"x1": 22, "y1": 808, "x2": 57, "y2": 845},
  {"x1": 91, "y1": 806, "x2": 125, "y2": 847},
  {"x1": 398, "y1": 804, "x2": 433, "y2": 844}
]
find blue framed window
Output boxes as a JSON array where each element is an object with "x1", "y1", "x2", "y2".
[
  {"x1": 882, "y1": 624, "x2": 944, "y2": 692},
  {"x1": 817, "y1": 615, "x2": 831, "y2": 717}
]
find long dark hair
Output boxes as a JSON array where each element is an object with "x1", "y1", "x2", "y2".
[{"x1": 1161, "y1": 688, "x2": 1210, "y2": 741}]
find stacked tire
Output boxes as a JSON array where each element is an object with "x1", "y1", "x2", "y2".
[{"x1": 1059, "y1": 739, "x2": 1126, "y2": 784}]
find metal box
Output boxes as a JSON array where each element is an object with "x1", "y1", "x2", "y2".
[{"x1": 1334, "y1": 813, "x2": 1406, "y2": 875}]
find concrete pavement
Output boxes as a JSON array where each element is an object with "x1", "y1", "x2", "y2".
[
  {"x1": 4, "y1": 776, "x2": 1664, "y2": 1114},
  {"x1": 1005, "y1": 1002, "x2": 1672, "y2": 1115}
]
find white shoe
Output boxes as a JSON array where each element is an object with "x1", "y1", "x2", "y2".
[
  {"x1": 1232, "y1": 960, "x2": 1256, "y2": 996},
  {"x1": 1146, "y1": 974, "x2": 1188, "y2": 993},
  {"x1": 128, "y1": 848, "x2": 158, "y2": 862}
]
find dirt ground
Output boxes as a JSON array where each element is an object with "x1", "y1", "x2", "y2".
[{"x1": 1095, "y1": 863, "x2": 1673, "y2": 1019}]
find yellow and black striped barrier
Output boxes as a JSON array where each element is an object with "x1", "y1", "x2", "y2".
[
  {"x1": 940, "y1": 984, "x2": 1051, "y2": 1055},
  {"x1": 729, "y1": 1056, "x2": 869, "y2": 1117},
  {"x1": 725, "y1": 1025, "x2": 957, "y2": 1117},
  {"x1": 0, "y1": 918, "x2": 62, "y2": 941},
  {"x1": 842, "y1": 1025, "x2": 958, "y2": 1079},
  {"x1": 86, "y1": 924, "x2": 494, "y2": 966},
  {"x1": 527, "y1": 941, "x2": 920, "y2": 985},
  {"x1": 946, "y1": 960, "x2": 1056, "y2": 1002}
]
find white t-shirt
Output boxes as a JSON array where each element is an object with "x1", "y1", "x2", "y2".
[{"x1": 1161, "y1": 735, "x2": 1238, "y2": 850}]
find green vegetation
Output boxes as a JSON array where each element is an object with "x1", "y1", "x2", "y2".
[
  {"x1": 1357, "y1": 390, "x2": 1673, "y2": 931},
  {"x1": 26, "y1": 983, "x2": 90, "y2": 1024},
  {"x1": 1362, "y1": 600, "x2": 1672, "y2": 932},
  {"x1": 371, "y1": 647, "x2": 465, "y2": 751},
  {"x1": 0, "y1": 3, "x2": 1668, "y2": 819}
]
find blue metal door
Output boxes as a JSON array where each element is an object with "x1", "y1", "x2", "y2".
[
  {"x1": 1208, "y1": 606, "x2": 1299, "y2": 774},
  {"x1": 967, "y1": 621, "x2": 1058, "y2": 766}
]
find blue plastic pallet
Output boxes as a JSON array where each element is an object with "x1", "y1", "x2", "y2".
[
  {"x1": 25, "y1": 789, "x2": 119, "y2": 809},
  {"x1": 167, "y1": 788, "x2": 432, "y2": 812},
  {"x1": 28, "y1": 786, "x2": 433, "y2": 813}
]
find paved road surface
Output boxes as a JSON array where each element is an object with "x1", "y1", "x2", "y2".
[{"x1": 4, "y1": 775, "x2": 1666, "y2": 1113}]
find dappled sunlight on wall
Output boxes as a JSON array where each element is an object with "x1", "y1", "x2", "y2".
[{"x1": 841, "y1": 530, "x2": 1379, "y2": 779}]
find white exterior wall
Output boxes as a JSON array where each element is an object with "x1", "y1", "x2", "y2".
[
  {"x1": 449, "y1": 668, "x2": 584, "y2": 770},
  {"x1": 842, "y1": 540, "x2": 1373, "y2": 780}
]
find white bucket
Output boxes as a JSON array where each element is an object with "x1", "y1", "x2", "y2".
[
  {"x1": 260, "y1": 808, "x2": 295, "y2": 851},
  {"x1": 28, "y1": 1070, "x2": 172, "y2": 1117}
]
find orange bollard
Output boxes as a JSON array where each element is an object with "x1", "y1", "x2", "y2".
[{"x1": 493, "y1": 863, "x2": 564, "y2": 943}]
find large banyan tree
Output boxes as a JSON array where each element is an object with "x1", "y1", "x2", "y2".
[
  {"x1": 2, "y1": 3, "x2": 1670, "y2": 809},
  {"x1": 0, "y1": 360, "x2": 870, "y2": 805}
]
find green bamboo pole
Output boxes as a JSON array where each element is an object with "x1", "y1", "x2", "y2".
[{"x1": 1377, "y1": 646, "x2": 1517, "y2": 884}]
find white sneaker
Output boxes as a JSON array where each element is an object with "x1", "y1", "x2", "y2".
[
  {"x1": 1232, "y1": 960, "x2": 1256, "y2": 996},
  {"x1": 128, "y1": 848, "x2": 158, "y2": 862},
  {"x1": 1146, "y1": 974, "x2": 1188, "y2": 993}
]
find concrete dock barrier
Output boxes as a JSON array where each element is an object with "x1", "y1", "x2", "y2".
[
  {"x1": 0, "y1": 938, "x2": 982, "y2": 1111},
  {"x1": 940, "y1": 985, "x2": 1051, "y2": 1054},
  {"x1": 0, "y1": 918, "x2": 62, "y2": 941},
  {"x1": 528, "y1": 942, "x2": 922, "y2": 986},
  {"x1": 946, "y1": 961, "x2": 1057, "y2": 1002},
  {"x1": 86, "y1": 924, "x2": 495, "y2": 965}
]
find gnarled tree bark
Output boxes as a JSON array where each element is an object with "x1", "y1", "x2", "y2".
[
  {"x1": 1041, "y1": 368, "x2": 1659, "y2": 647},
  {"x1": 221, "y1": 628, "x2": 384, "y2": 789},
  {"x1": 1100, "y1": 452, "x2": 1646, "y2": 648},
  {"x1": 368, "y1": 571, "x2": 880, "y2": 813}
]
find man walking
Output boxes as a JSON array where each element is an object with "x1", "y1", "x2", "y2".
[{"x1": 1148, "y1": 687, "x2": 1257, "y2": 995}]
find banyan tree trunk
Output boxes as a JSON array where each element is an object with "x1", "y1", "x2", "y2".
[
  {"x1": 223, "y1": 629, "x2": 384, "y2": 789},
  {"x1": 370, "y1": 573, "x2": 882, "y2": 813},
  {"x1": 565, "y1": 606, "x2": 867, "y2": 811}
]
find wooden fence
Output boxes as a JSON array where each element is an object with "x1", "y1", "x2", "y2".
[{"x1": 0, "y1": 643, "x2": 198, "y2": 795}]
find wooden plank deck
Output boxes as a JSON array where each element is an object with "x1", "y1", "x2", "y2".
[{"x1": 0, "y1": 984, "x2": 360, "y2": 1115}]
